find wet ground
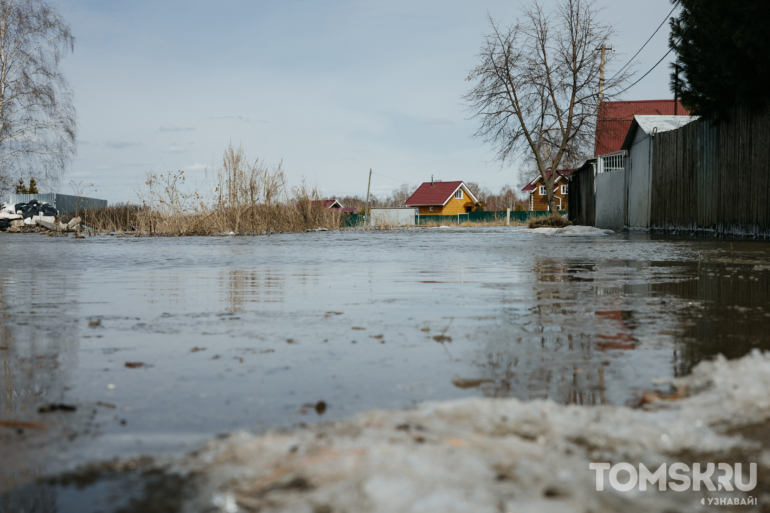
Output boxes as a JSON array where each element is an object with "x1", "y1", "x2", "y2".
[{"x1": 2, "y1": 227, "x2": 770, "y2": 511}]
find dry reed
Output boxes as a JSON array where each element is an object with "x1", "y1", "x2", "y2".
[
  {"x1": 527, "y1": 213, "x2": 571, "y2": 229},
  {"x1": 71, "y1": 144, "x2": 342, "y2": 236}
]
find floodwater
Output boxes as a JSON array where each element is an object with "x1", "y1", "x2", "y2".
[{"x1": 2, "y1": 227, "x2": 770, "y2": 509}]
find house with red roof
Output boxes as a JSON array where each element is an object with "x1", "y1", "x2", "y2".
[
  {"x1": 520, "y1": 170, "x2": 574, "y2": 211},
  {"x1": 595, "y1": 100, "x2": 690, "y2": 156},
  {"x1": 309, "y1": 199, "x2": 356, "y2": 213},
  {"x1": 404, "y1": 180, "x2": 479, "y2": 215}
]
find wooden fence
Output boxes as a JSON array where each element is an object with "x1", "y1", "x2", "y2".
[
  {"x1": 568, "y1": 162, "x2": 596, "y2": 226},
  {"x1": 650, "y1": 106, "x2": 770, "y2": 236}
]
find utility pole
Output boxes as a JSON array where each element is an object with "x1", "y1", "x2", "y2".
[
  {"x1": 598, "y1": 43, "x2": 606, "y2": 104},
  {"x1": 365, "y1": 168, "x2": 372, "y2": 225}
]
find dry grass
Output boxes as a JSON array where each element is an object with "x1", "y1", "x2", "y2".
[
  {"x1": 527, "y1": 213, "x2": 571, "y2": 229},
  {"x1": 76, "y1": 203, "x2": 146, "y2": 231},
  {"x1": 72, "y1": 144, "x2": 342, "y2": 236}
]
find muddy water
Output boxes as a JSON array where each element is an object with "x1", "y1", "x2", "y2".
[{"x1": 2, "y1": 228, "x2": 770, "y2": 500}]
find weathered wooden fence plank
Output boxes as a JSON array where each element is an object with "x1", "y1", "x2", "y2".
[{"x1": 650, "y1": 107, "x2": 770, "y2": 237}]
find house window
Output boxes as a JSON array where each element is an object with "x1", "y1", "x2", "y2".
[
  {"x1": 455, "y1": 189, "x2": 463, "y2": 199},
  {"x1": 561, "y1": 185, "x2": 568, "y2": 194},
  {"x1": 429, "y1": 207, "x2": 433, "y2": 212},
  {"x1": 538, "y1": 186, "x2": 546, "y2": 195}
]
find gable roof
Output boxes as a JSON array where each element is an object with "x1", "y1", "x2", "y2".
[
  {"x1": 595, "y1": 100, "x2": 691, "y2": 156},
  {"x1": 620, "y1": 115, "x2": 699, "y2": 151},
  {"x1": 404, "y1": 181, "x2": 478, "y2": 206},
  {"x1": 521, "y1": 169, "x2": 574, "y2": 192},
  {"x1": 311, "y1": 199, "x2": 344, "y2": 209}
]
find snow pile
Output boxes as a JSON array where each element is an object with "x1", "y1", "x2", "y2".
[
  {"x1": 530, "y1": 225, "x2": 614, "y2": 236},
  {"x1": 173, "y1": 351, "x2": 770, "y2": 512}
]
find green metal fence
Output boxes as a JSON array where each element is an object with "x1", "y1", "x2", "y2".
[
  {"x1": 342, "y1": 213, "x2": 368, "y2": 227},
  {"x1": 415, "y1": 210, "x2": 565, "y2": 225},
  {"x1": 342, "y1": 210, "x2": 566, "y2": 227}
]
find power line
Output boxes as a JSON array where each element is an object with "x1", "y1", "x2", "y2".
[
  {"x1": 371, "y1": 171, "x2": 410, "y2": 185},
  {"x1": 612, "y1": 44, "x2": 677, "y2": 97},
  {"x1": 607, "y1": 1, "x2": 680, "y2": 83}
]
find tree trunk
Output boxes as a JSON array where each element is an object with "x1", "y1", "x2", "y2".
[{"x1": 543, "y1": 176, "x2": 560, "y2": 215}]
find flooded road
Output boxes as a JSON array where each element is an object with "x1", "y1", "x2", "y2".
[{"x1": 2, "y1": 227, "x2": 770, "y2": 502}]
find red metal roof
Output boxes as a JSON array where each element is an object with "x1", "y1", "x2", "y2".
[
  {"x1": 311, "y1": 199, "x2": 344, "y2": 209},
  {"x1": 595, "y1": 100, "x2": 690, "y2": 156},
  {"x1": 404, "y1": 181, "x2": 470, "y2": 206},
  {"x1": 520, "y1": 170, "x2": 574, "y2": 192}
]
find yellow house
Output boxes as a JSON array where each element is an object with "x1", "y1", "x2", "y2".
[{"x1": 404, "y1": 180, "x2": 479, "y2": 215}]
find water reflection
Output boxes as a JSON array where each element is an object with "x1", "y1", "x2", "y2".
[
  {"x1": 221, "y1": 269, "x2": 286, "y2": 313},
  {"x1": 0, "y1": 275, "x2": 80, "y2": 415},
  {"x1": 472, "y1": 253, "x2": 770, "y2": 406},
  {"x1": 1, "y1": 231, "x2": 770, "y2": 506},
  {"x1": 651, "y1": 263, "x2": 770, "y2": 375},
  {"x1": 0, "y1": 273, "x2": 81, "y2": 496}
]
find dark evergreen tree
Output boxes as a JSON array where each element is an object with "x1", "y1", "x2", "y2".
[{"x1": 669, "y1": 0, "x2": 770, "y2": 120}]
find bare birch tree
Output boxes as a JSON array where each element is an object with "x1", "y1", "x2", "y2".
[
  {"x1": 465, "y1": 0, "x2": 625, "y2": 214},
  {"x1": 0, "y1": 0, "x2": 76, "y2": 194}
]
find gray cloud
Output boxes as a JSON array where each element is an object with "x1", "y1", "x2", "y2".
[
  {"x1": 105, "y1": 141, "x2": 141, "y2": 149},
  {"x1": 157, "y1": 125, "x2": 196, "y2": 132},
  {"x1": 162, "y1": 144, "x2": 186, "y2": 154},
  {"x1": 209, "y1": 115, "x2": 251, "y2": 122}
]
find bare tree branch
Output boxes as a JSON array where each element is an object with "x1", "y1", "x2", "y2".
[
  {"x1": 0, "y1": 0, "x2": 76, "y2": 195},
  {"x1": 465, "y1": 0, "x2": 628, "y2": 214}
]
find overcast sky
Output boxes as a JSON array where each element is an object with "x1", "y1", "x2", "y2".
[{"x1": 57, "y1": 0, "x2": 680, "y2": 202}]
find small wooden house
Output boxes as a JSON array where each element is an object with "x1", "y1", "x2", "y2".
[
  {"x1": 404, "y1": 180, "x2": 480, "y2": 215},
  {"x1": 310, "y1": 199, "x2": 356, "y2": 213},
  {"x1": 521, "y1": 170, "x2": 573, "y2": 211}
]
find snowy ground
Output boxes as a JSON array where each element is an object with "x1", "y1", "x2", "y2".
[
  {"x1": 170, "y1": 351, "x2": 770, "y2": 512},
  {"x1": 529, "y1": 225, "x2": 615, "y2": 236}
]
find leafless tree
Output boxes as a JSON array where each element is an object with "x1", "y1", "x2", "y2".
[
  {"x1": 387, "y1": 183, "x2": 417, "y2": 206},
  {"x1": 465, "y1": 0, "x2": 626, "y2": 214},
  {"x1": 0, "y1": 0, "x2": 76, "y2": 194}
]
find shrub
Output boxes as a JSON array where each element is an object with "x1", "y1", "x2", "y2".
[{"x1": 527, "y1": 213, "x2": 571, "y2": 228}]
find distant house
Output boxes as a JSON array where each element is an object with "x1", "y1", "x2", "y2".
[
  {"x1": 595, "y1": 100, "x2": 690, "y2": 156},
  {"x1": 520, "y1": 170, "x2": 573, "y2": 211},
  {"x1": 310, "y1": 199, "x2": 356, "y2": 213},
  {"x1": 404, "y1": 180, "x2": 479, "y2": 215}
]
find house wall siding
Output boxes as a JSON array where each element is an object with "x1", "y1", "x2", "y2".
[
  {"x1": 595, "y1": 169, "x2": 625, "y2": 230},
  {"x1": 418, "y1": 195, "x2": 473, "y2": 215},
  {"x1": 625, "y1": 127, "x2": 653, "y2": 227},
  {"x1": 530, "y1": 183, "x2": 569, "y2": 211}
]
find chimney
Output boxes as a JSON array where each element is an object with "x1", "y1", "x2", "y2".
[{"x1": 431, "y1": 175, "x2": 434, "y2": 188}]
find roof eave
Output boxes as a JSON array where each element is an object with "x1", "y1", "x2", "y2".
[
  {"x1": 441, "y1": 182, "x2": 478, "y2": 206},
  {"x1": 620, "y1": 118, "x2": 641, "y2": 151}
]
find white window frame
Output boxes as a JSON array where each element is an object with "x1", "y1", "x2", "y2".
[
  {"x1": 538, "y1": 186, "x2": 546, "y2": 195},
  {"x1": 561, "y1": 185, "x2": 568, "y2": 194},
  {"x1": 429, "y1": 207, "x2": 433, "y2": 212},
  {"x1": 454, "y1": 189, "x2": 463, "y2": 200}
]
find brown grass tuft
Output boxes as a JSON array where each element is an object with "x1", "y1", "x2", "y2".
[{"x1": 527, "y1": 213, "x2": 571, "y2": 229}]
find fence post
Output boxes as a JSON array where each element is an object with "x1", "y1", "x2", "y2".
[{"x1": 506, "y1": 208, "x2": 510, "y2": 226}]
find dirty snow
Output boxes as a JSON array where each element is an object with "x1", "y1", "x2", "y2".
[
  {"x1": 169, "y1": 351, "x2": 770, "y2": 513},
  {"x1": 530, "y1": 225, "x2": 614, "y2": 236}
]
